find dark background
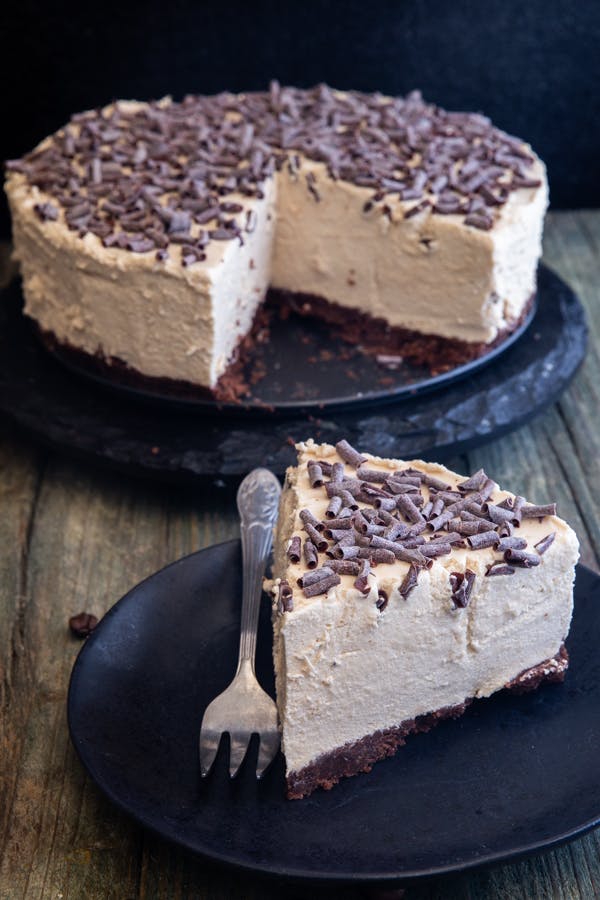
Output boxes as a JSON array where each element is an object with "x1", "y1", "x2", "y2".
[{"x1": 2, "y1": 0, "x2": 599, "y2": 236}]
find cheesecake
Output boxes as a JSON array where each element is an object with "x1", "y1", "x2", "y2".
[
  {"x1": 271, "y1": 439, "x2": 579, "y2": 799},
  {"x1": 5, "y1": 86, "x2": 547, "y2": 399}
]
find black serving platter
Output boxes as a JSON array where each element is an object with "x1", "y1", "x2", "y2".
[
  {"x1": 0, "y1": 265, "x2": 587, "y2": 480},
  {"x1": 67, "y1": 540, "x2": 600, "y2": 884}
]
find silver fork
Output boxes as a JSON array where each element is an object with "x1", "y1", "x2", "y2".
[{"x1": 199, "y1": 467, "x2": 282, "y2": 779}]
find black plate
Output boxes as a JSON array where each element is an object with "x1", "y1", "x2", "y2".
[
  {"x1": 0, "y1": 266, "x2": 588, "y2": 480},
  {"x1": 68, "y1": 541, "x2": 600, "y2": 884},
  {"x1": 47, "y1": 296, "x2": 536, "y2": 414}
]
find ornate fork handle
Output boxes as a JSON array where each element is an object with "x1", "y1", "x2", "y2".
[{"x1": 236, "y1": 468, "x2": 281, "y2": 667}]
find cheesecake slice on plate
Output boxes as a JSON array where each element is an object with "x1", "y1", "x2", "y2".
[{"x1": 271, "y1": 440, "x2": 579, "y2": 799}]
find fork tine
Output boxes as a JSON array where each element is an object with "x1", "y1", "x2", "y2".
[
  {"x1": 256, "y1": 732, "x2": 280, "y2": 778},
  {"x1": 229, "y1": 731, "x2": 250, "y2": 778},
  {"x1": 199, "y1": 729, "x2": 221, "y2": 777}
]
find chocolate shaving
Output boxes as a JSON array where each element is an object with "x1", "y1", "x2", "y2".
[
  {"x1": 353, "y1": 559, "x2": 371, "y2": 595},
  {"x1": 328, "y1": 560, "x2": 361, "y2": 575},
  {"x1": 520, "y1": 503, "x2": 557, "y2": 519},
  {"x1": 307, "y1": 462, "x2": 324, "y2": 487},
  {"x1": 365, "y1": 548, "x2": 396, "y2": 565},
  {"x1": 395, "y1": 494, "x2": 425, "y2": 524},
  {"x1": 278, "y1": 580, "x2": 294, "y2": 613},
  {"x1": 399, "y1": 563, "x2": 420, "y2": 599},
  {"x1": 299, "y1": 508, "x2": 323, "y2": 531},
  {"x1": 297, "y1": 566, "x2": 334, "y2": 588},
  {"x1": 302, "y1": 573, "x2": 341, "y2": 598},
  {"x1": 450, "y1": 569, "x2": 476, "y2": 608},
  {"x1": 503, "y1": 549, "x2": 541, "y2": 567},
  {"x1": 287, "y1": 535, "x2": 301, "y2": 563},
  {"x1": 303, "y1": 539, "x2": 318, "y2": 569},
  {"x1": 535, "y1": 532, "x2": 556, "y2": 556},
  {"x1": 335, "y1": 440, "x2": 366, "y2": 468},
  {"x1": 485, "y1": 562, "x2": 515, "y2": 577},
  {"x1": 303, "y1": 522, "x2": 328, "y2": 552},
  {"x1": 497, "y1": 536, "x2": 527, "y2": 552},
  {"x1": 420, "y1": 541, "x2": 452, "y2": 557},
  {"x1": 466, "y1": 531, "x2": 500, "y2": 550},
  {"x1": 376, "y1": 589, "x2": 389, "y2": 611},
  {"x1": 325, "y1": 496, "x2": 343, "y2": 518}
]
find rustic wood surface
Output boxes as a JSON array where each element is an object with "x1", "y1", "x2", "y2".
[{"x1": 1, "y1": 210, "x2": 599, "y2": 899}]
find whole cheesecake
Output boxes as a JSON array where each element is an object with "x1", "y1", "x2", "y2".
[
  {"x1": 5, "y1": 85, "x2": 547, "y2": 398},
  {"x1": 271, "y1": 440, "x2": 578, "y2": 799}
]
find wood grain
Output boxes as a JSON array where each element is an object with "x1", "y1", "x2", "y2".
[{"x1": 1, "y1": 211, "x2": 600, "y2": 899}]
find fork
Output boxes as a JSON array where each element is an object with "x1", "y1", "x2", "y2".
[{"x1": 199, "y1": 467, "x2": 282, "y2": 779}]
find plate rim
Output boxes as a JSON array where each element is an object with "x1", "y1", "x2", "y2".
[{"x1": 67, "y1": 540, "x2": 600, "y2": 884}]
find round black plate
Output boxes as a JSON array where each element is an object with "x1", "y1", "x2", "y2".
[
  {"x1": 68, "y1": 541, "x2": 600, "y2": 884},
  {"x1": 47, "y1": 297, "x2": 536, "y2": 414},
  {"x1": 0, "y1": 265, "x2": 587, "y2": 480}
]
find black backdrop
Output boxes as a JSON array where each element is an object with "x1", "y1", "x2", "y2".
[{"x1": 2, "y1": 0, "x2": 599, "y2": 236}]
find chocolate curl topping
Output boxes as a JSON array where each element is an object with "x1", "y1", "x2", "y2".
[
  {"x1": 278, "y1": 580, "x2": 294, "y2": 613},
  {"x1": 303, "y1": 539, "x2": 318, "y2": 569},
  {"x1": 302, "y1": 573, "x2": 341, "y2": 598},
  {"x1": 503, "y1": 549, "x2": 541, "y2": 567},
  {"x1": 466, "y1": 531, "x2": 500, "y2": 550},
  {"x1": 307, "y1": 462, "x2": 324, "y2": 488},
  {"x1": 450, "y1": 569, "x2": 476, "y2": 608},
  {"x1": 299, "y1": 508, "x2": 323, "y2": 531},
  {"x1": 497, "y1": 536, "x2": 527, "y2": 552},
  {"x1": 395, "y1": 494, "x2": 425, "y2": 524},
  {"x1": 298, "y1": 566, "x2": 334, "y2": 588},
  {"x1": 454, "y1": 520, "x2": 497, "y2": 535},
  {"x1": 420, "y1": 473, "x2": 452, "y2": 492},
  {"x1": 485, "y1": 562, "x2": 516, "y2": 577},
  {"x1": 399, "y1": 563, "x2": 420, "y2": 599},
  {"x1": 374, "y1": 497, "x2": 398, "y2": 512},
  {"x1": 485, "y1": 504, "x2": 516, "y2": 526},
  {"x1": 328, "y1": 560, "x2": 361, "y2": 575},
  {"x1": 384, "y1": 520, "x2": 410, "y2": 541},
  {"x1": 316, "y1": 460, "x2": 333, "y2": 475},
  {"x1": 303, "y1": 522, "x2": 328, "y2": 552},
  {"x1": 420, "y1": 541, "x2": 452, "y2": 557},
  {"x1": 354, "y1": 559, "x2": 371, "y2": 595},
  {"x1": 478, "y1": 478, "x2": 497, "y2": 502},
  {"x1": 323, "y1": 517, "x2": 353, "y2": 536},
  {"x1": 330, "y1": 462, "x2": 345, "y2": 483},
  {"x1": 458, "y1": 469, "x2": 488, "y2": 492},
  {"x1": 335, "y1": 439, "x2": 366, "y2": 468},
  {"x1": 334, "y1": 544, "x2": 361, "y2": 560},
  {"x1": 427, "y1": 510, "x2": 454, "y2": 532},
  {"x1": 287, "y1": 536, "x2": 301, "y2": 563},
  {"x1": 520, "y1": 503, "x2": 557, "y2": 519},
  {"x1": 364, "y1": 548, "x2": 396, "y2": 565},
  {"x1": 534, "y1": 532, "x2": 556, "y2": 556},
  {"x1": 325, "y1": 495, "x2": 343, "y2": 518},
  {"x1": 376, "y1": 589, "x2": 389, "y2": 611},
  {"x1": 356, "y1": 467, "x2": 388, "y2": 483}
]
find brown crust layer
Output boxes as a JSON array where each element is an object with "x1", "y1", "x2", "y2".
[
  {"x1": 271, "y1": 288, "x2": 535, "y2": 375},
  {"x1": 32, "y1": 288, "x2": 534, "y2": 402},
  {"x1": 286, "y1": 646, "x2": 567, "y2": 800}
]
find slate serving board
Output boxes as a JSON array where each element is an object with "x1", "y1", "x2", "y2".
[{"x1": 0, "y1": 264, "x2": 586, "y2": 481}]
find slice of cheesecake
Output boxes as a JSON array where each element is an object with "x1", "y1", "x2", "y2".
[
  {"x1": 271, "y1": 440, "x2": 579, "y2": 799},
  {"x1": 5, "y1": 87, "x2": 547, "y2": 399}
]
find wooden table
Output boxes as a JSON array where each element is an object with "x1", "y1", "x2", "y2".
[{"x1": 1, "y1": 211, "x2": 599, "y2": 900}]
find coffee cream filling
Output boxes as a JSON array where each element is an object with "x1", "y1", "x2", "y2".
[
  {"x1": 271, "y1": 441, "x2": 578, "y2": 777},
  {"x1": 6, "y1": 103, "x2": 547, "y2": 390}
]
